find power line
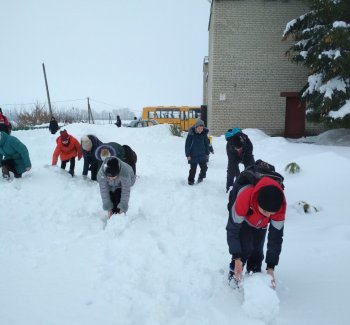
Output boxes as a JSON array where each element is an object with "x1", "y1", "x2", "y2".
[
  {"x1": 52, "y1": 98, "x2": 86, "y2": 103},
  {"x1": 0, "y1": 97, "x2": 131, "y2": 110},
  {"x1": 0, "y1": 98, "x2": 87, "y2": 107},
  {"x1": 89, "y1": 98, "x2": 128, "y2": 109}
]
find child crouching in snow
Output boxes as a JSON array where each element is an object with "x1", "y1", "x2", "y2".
[
  {"x1": 97, "y1": 156, "x2": 136, "y2": 218},
  {"x1": 52, "y1": 130, "x2": 82, "y2": 177}
]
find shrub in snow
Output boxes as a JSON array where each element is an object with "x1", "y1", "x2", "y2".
[
  {"x1": 285, "y1": 162, "x2": 300, "y2": 174},
  {"x1": 298, "y1": 200, "x2": 319, "y2": 213},
  {"x1": 169, "y1": 124, "x2": 182, "y2": 137}
]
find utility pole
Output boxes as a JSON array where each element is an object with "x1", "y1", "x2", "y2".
[
  {"x1": 42, "y1": 63, "x2": 53, "y2": 117},
  {"x1": 87, "y1": 97, "x2": 94, "y2": 124}
]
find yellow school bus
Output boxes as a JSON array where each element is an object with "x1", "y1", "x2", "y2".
[{"x1": 141, "y1": 106, "x2": 201, "y2": 131}]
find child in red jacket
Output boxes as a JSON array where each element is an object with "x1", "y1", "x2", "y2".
[
  {"x1": 0, "y1": 108, "x2": 10, "y2": 134},
  {"x1": 52, "y1": 130, "x2": 82, "y2": 177}
]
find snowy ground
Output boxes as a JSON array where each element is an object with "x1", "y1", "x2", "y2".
[{"x1": 1, "y1": 124, "x2": 350, "y2": 325}]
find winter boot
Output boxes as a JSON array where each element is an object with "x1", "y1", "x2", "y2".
[
  {"x1": 68, "y1": 170, "x2": 74, "y2": 177},
  {"x1": 188, "y1": 180, "x2": 194, "y2": 185},
  {"x1": 2, "y1": 165, "x2": 10, "y2": 179}
]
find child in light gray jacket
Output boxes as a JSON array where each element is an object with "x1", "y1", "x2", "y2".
[{"x1": 97, "y1": 156, "x2": 136, "y2": 218}]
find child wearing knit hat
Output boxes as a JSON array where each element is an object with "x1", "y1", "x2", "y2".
[
  {"x1": 185, "y1": 119, "x2": 210, "y2": 185},
  {"x1": 97, "y1": 156, "x2": 136, "y2": 218},
  {"x1": 52, "y1": 130, "x2": 82, "y2": 177},
  {"x1": 226, "y1": 176, "x2": 286, "y2": 289}
]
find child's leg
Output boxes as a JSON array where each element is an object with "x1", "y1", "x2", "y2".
[
  {"x1": 90, "y1": 163, "x2": 98, "y2": 181},
  {"x1": 61, "y1": 160, "x2": 67, "y2": 170},
  {"x1": 68, "y1": 158, "x2": 75, "y2": 176},
  {"x1": 188, "y1": 163, "x2": 197, "y2": 184},
  {"x1": 198, "y1": 161, "x2": 208, "y2": 180},
  {"x1": 2, "y1": 159, "x2": 21, "y2": 178},
  {"x1": 109, "y1": 188, "x2": 122, "y2": 214}
]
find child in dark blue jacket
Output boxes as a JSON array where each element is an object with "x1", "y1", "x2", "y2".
[{"x1": 185, "y1": 119, "x2": 210, "y2": 185}]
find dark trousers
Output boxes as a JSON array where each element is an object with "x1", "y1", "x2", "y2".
[
  {"x1": 85, "y1": 162, "x2": 98, "y2": 181},
  {"x1": 188, "y1": 161, "x2": 208, "y2": 183},
  {"x1": 110, "y1": 188, "x2": 122, "y2": 214},
  {"x1": 1, "y1": 159, "x2": 22, "y2": 178},
  {"x1": 230, "y1": 222, "x2": 267, "y2": 273},
  {"x1": 61, "y1": 158, "x2": 75, "y2": 173},
  {"x1": 90, "y1": 164, "x2": 98, "y2": 181},
  {"x1": 83, "y1": 156, "x2": 98, "y2": 181},
  {"x1": 226, "y1": 151, "x2": 255, "y2": 190}
]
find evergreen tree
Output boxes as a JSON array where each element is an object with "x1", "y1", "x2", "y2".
[{"x1": 283, "y1": 0, "x2": 350, "y2": 127}]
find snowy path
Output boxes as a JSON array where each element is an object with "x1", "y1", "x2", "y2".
[{"x1": 1, "y1": 125, "x2": 350, "y2": 324}]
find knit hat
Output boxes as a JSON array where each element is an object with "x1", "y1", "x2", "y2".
[
  {"x1": 81, "y1": 135, "x2": 93, "y2": 151},
  {"x1": 225, "y1": 127, "x2": 242, "y2": 140},
  {"x1": 105, "y1": 157, "x2": 120, "y2": 177},
  {"x1": 95, "y1": 144, "x2": 117, "y2": 161},
  {"x1": 194, "y1": 119, "x2": 205, "y2": 128},
  {"x1": 257, "y1": 186, "x2": 284, "y2": 213},
  {"x1": 60, "y1": 130, "x2": 69, "y2": 142}
]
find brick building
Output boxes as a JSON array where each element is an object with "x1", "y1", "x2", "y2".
[{"x1": 204, "y1": 0, "x2": 323, "y2": 137}]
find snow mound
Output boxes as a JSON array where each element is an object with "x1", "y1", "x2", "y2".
[{"x1": 242, "y1": 273, "x2": 280, "y2": 322}]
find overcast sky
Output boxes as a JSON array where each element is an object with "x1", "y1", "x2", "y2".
[{"x1": 0, "y1": 0, "x2": 210, "y2": 115}]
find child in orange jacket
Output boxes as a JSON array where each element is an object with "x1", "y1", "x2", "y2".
[{"x1": 52, "y1": 130, "x2": 82, "y2": 177}]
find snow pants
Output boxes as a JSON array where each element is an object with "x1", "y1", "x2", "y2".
[
  {"x1": 110, "y1": 188, "x2": 122, "y2": 214},
  {"x1": 1, "y1": 159, "x2": 22, "y2": 178},
  {"x1": 61, "y1": 157, "x2": 75, "y2": 175},
  {"x1": 188, "y1": 161, "x2": 208, "y2": 183},
  {"x1": 230, "y1": 221, "x2": 267, "y2": 273}
]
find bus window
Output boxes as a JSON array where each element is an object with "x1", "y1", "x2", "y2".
[
  {"x1": 181, "y1": 111, "x2": 188, "y2": 120},
  {"x1": 189, "y1": 110, "x2": 200, "y2": 119},
  {"x1": 142, "y1": 106, "x2": 200, "y2": 131}
]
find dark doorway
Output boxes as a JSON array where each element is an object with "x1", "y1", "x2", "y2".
[{"x1": 281, "y1": 92, "x2": 305, "y2": 138}]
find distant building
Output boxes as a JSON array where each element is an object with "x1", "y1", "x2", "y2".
[{"x1": 204, "y1": 0, "x2": 324, "y2": 137}]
